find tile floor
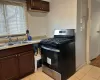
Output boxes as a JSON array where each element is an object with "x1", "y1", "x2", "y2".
[
  {"x1": 91, "y1": 55, "x2": 100, "y2": 68},
  {"x1": 21, "y1": 65, "x2": 100, "y2": 80}
]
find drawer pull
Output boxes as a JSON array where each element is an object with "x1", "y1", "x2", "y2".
[{"x1": 19, "y1": 54, "x2": 20, "y2": 56}]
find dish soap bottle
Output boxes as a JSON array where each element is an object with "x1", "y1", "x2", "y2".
[{"x1": 26, "y1": 29, "x2": 32, "y2": 41}]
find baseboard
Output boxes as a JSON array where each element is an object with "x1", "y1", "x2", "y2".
[{"x1": 76, "y1": 62, "x2": 87, "y2": 71}]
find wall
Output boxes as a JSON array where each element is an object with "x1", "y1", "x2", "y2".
[
  {"x1": 90, "y1": 0, "x2": 100, "y2": 60},
  {"x1": 3, "y1": 0, "x2": 48, "y2": 38},
  {"x1": 47, "y1": 0, "x2": 77, "y2": 37},
  {"x1": 26, "y1": 0, "x2": 50, "y2": 37},
  {"x1": 47, "y1": 0, "x2": 87, "y2": 70},
  {"x1": 76, "y1": 0, "x2": 88, "y2": 70},
  {"x1": 27, "y1": 12, "x2": 48, "y2": 37}
]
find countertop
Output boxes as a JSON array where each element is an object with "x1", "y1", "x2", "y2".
[{"x1": 0, "y1": 40, "x2": 41, "y2": 50}]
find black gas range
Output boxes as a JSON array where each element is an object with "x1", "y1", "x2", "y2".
[
  {"x1": 40, "y1": 38, "x2": 73, "y2": 48},
  {"x1": 40, "y1": 29, "x2": 76, "y2": 80}
]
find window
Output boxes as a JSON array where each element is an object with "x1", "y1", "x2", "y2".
[{"x1": 0, "y1": 2, "x2": 26, "y2": 36}]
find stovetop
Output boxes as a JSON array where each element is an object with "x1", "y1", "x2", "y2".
[{"x1": 40, "y1": 38, "x2": 72, "y2": 45}]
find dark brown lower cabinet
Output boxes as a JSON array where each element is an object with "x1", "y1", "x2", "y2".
[
  {"x1": 18, "y1": 51, "x2": 34, "y2": 77},
  {"x1": 0, "y1": 44, "x2": 35, "y2": 80},
  {"x1": 0, "y1": 55, "x2": 19, "y2": 80}
]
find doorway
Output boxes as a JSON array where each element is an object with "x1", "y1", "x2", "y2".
[
  {"x1": 76, "y1": 0, "x2": 88, "y2": 70},
  {"x1": 90, "y1": 0, "x2": 100, "y2": 61},
  {"x1": 89, "y1": 0, "x2": 100, "y2": 68}
]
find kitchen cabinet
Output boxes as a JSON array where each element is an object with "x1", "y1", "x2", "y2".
[
  {"x1": 41, "y1": 1, "x2": 49, "y2": 11},
  {"x1": 27, "y1": 0, "x2": 50, "y2": 12},
  {"x1": 0, "y1": 55, "x2": 19, "y2": 80},
  {"x1": 31, "y1": 1, "x2": 42, "y2": 10},
  {"x1": 0, "y1": 44, "x2": 35, "y2": 80},
  {"x1": 19, "y1": 51, "x2": 34, "y2": 77}
]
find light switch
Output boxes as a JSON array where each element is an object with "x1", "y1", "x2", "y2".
[
  {"x1": 80, "y1": 18, "x2": 83, "y2": 23},
  {"x1": 80, "y1": 27, "x2": 83, "y2": 31}
]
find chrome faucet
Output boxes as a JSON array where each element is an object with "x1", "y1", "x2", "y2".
[
  {"x1": 16, "y1": 37, "x2": 19, "y2": 42},
  {"x1": 8, "y1": 36, "x2": 12, "y2": 43}
]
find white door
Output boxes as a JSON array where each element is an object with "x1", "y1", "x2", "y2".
[
  {"x1": 76, "y1": 0, "x2": 88, "y2": 70},
  {"x1": 90, "y1": 0, "x2": 100, "y2": 60}
]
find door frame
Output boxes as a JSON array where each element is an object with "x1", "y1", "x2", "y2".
[{"x1": 86, "y1": 0, "x2": 91, "y2": 64}]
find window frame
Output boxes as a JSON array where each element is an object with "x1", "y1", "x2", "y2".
[{"x1": 0, "y1": 1, "x2": 27, "y2": 37}]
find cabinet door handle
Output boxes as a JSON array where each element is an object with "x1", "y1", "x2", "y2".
[
  {"x1": 33, "y1": 2, "x2": 34, "y2": 6},
  {"x1": 0, "y1": 55, "x2": 17, "y2": 60},
  {"x1": 2, "y1": 56, "x2": 8, "y2": 59},
  {"x1": 31, "y1": 0, "x2": 34, "y2": 6},
  {"x1": 19, "y1": 54, "x2": 20, "y2": 56}
]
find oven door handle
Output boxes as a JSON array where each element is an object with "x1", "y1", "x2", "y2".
[{"x1": 41, "y1": 46, "x2": 60, "y2": 52}]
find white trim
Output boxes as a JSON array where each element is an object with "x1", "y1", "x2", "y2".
[
  {"x1": 76, "y1": 62, "x2": 87, "y2": 71},
  {"x1": 34, "y1": 55, "x2": 41, "y2": 72},
  {"x1": 86, "y1": 0, "x2": 91, "y2": 64},
  {"x1": 0, "y1": 3, "x2": 27, "y2": 37}
]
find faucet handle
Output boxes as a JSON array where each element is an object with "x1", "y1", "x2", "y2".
[
  {"x1": 16, "y1": 37, "x2": 19, "y2": 42},
  {"x1": 8, "y1": 37, "x2": 12, "y2": 42}
]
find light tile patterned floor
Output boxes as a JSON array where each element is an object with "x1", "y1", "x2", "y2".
[
  {"x1": 21, "y1": 68, "x2": 54, "y2": 80},
  {"x1": 21, "y1": 65, "x2": 100, "y2": 80},
  {"x1": 68, "y1": 65, "x2": 100, "y2": 80}
]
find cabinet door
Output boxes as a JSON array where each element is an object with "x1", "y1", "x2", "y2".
[
  {"x1": 31, "y1": 1, "x2": 42, "y2": 10},
  {"x1": 18, "y1": 51, "x2": 34, "y2": 77},
  {"x1": 0, "y1": 55, "x2": 19, "y2": 80},
  {"x1": 41, "y1": 1, "x2": 49, "y2": 11}
]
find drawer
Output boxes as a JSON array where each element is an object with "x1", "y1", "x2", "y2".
[{"x1": 0, "y1": 44, "x2": 33, "y2": 58}]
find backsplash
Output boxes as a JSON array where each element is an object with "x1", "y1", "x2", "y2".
[
  {"x1": 0, "y1": 36, "x2": 27, "y2": 43},
  {"x1": 0, "y1": 35, "x2": 47, "y2": 43}
]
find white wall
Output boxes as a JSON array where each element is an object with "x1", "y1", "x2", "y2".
[
  {"x1": 90, "y1": 0, "x2": 100, "y2": 60},
  {"x1": 47, "y1": 0, "x2": 77, "y2": 37},
  {"x1": 8, "y1": 0, "x2": 48, "y2": 37},
  {"x1": 75, "y1": 0, "x2": 88, "y2": 70},
  {"x1": 26, "y1": 0, "x2": 87, "y2": 70},
  {"x1": 27, "y1": 12, "x2": 48, "y2": 37},
  {"x1": 47, "y1": 0, "x2": 87, "y2": 70}
]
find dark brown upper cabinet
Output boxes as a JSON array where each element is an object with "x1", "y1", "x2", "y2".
[
  {"x1": 31, "y1": 1, "x2": 42, "y2": 10},
  {"x1": 41, "y1": 1, "x2": 49, "y2": 11},
  {"x1": 27, "y1": 0, "x2": 50, "y2": 12}
]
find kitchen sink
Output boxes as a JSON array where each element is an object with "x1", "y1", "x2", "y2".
[
  {"x1": 0, "y1": 41, "x2": 30, "y2": 48},
  {"x1": 6, "y1": 41, "x2": 29, "y2": 46},
  {"x1": 0, "y1": 43, "x2": 6, "y2": 47},
  {"x1": 7, "y1": 43, "x2": 15, "y2": 46},
  {"x1": 15, "y1": 41, "x2": 29, "y2": 44}
]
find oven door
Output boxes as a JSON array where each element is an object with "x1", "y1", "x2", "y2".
[{"x1": 41, "y1": 45, "x2": 60, "y2": 71}]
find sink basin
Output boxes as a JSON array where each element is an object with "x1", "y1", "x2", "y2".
[
  {"x1": 15, "y1": 41, "x2": 29, "y2": 44},
  {"x1": 0, "y1": 41, "x2": 30, "y2": 48},
  {"x1": 0, "y1": 43, "x2": 6, "y2": 47},
  {"x1": 7, "y1": 43, "x2": 15, "y2": 46},
  {"x1": 0, "y1": 41, "x2": 31, "y2": 50}
]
